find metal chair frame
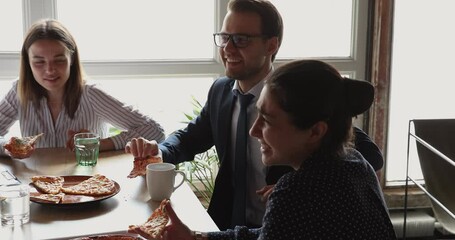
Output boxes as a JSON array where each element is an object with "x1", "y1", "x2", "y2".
[{"x1": 403, "y1": 119, "x2": 455, "y2": 239}]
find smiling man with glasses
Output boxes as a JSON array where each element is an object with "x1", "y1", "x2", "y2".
[
  {"x1": 202, "y1": 0, "x2": 285, "y2": 230},
  {"x1": 126, "y1": 0, "x2": 285, "y2": 231}
]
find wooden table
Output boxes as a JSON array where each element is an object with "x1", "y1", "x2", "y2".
[{"x1": 0, "y1": 148, "x2": 219, "y2": 239}]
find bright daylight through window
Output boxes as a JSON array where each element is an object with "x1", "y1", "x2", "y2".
[
  {"x1": 0, "y1": 0, "x2": 22, "y2": 52},
  {"x1": 57, "y1": 0, "x2": 214, "y2": 60},
  {"x1": 270, "y1": 0, "x2": 353, "y2": 59},
  {"x1": 386, "y1": 0, "x2": 455, "y2": 184}
]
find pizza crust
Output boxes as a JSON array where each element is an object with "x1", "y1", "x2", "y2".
[
  {"x1": 31, "y1": 176, "x2": 64, "y2": 194},
  {"x1": 61, "y1": 174, "x2": 116, "y2": 196},
  {"x1": 128, "y1": 199, "x2": 169, "y2": 239},
  {"x1": 30, "y1": 192, "x2": 65, "y2": 204},
  {"x1": 127, "y1": 156, "x2": 162, "y2": 178}
]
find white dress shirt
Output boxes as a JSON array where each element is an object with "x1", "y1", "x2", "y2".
[{"x1": 231, "y1": 80, "x2": 267, "y2": 226}]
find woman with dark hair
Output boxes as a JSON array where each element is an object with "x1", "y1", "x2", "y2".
[
  {"x1": 0, "y1": 19, "x2": 165, "y2": 158},
  {"x1": 161, "y1": 60, "x2": 396, "y2": 239}
]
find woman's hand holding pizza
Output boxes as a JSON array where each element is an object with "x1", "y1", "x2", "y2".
[
  {"x1": 162, "y1": 200, "x2": 194, "y2": 240},
  {"x1": 4, "y1": 133, "x2": 43, "y2": 159}
]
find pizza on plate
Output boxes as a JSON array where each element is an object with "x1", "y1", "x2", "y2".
[
  {"x1": 127, "y1": 156, "x2": 162, "y2": 178},
  {"x1": 4, "y1": 133, "x2": 44, "y2": 158},
  {"x1": 31, "y1": 175, "x2": 64, "y2": 194},
  {"x1": 128, "y1": 199, "x2": 169, "y2": 240},
  {"x1": 61, "y1": 174, "x2": 116, "y2": 196},
  {"x1": 30, "y1": 192, "x2": 65, "y2": 204}
]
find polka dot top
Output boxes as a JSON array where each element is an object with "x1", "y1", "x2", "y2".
[{"x1": 207, "y1": 149, "x2": 396, "y2": 240}]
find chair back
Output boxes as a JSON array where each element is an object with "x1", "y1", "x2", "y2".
[{"x1": 413, "y1": 119, "x2": 455, "y2": 234}]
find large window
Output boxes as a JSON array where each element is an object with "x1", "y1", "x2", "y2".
[
  {"x1": 0, "y1": 0, "x2": 22, "y2": 80},
  {"x1": 271, "y1": 0, "x2": 354, "y2": 59},
  {"x1": 57, "y1": 0, "x2": 214, "y2": 61},
  {"x1": 385, "y1": 0, "x2": 455, "y2": 184},
  {"x1": 0, "y1": 0, "x2": 22, "y2": 53},
  {"x1": 0, "y1": 0, "x2": 368, "y2": 138}
]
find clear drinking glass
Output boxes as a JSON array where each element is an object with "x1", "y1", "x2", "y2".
[
  {"x1": 74, "y1": 133, "x2": 100, "y2": 166},
  {"x1": 0, "y1": 184, "x2": 30, "y2": 226}
]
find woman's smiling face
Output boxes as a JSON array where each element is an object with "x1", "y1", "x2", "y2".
[
  {"x1": 28, "y1": 39, "x2": 72, "y2": 96},
  {"x1": 249, "y1": 85, "x2": 315, "y2": 170}
]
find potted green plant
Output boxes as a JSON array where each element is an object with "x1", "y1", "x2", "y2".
[{"x1": 178, "y1": 96, "x2": 220, "y2": 208}]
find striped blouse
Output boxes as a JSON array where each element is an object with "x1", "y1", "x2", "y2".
[{"x1": 0, "y1": 81, "x2": 165, "y2": 156}]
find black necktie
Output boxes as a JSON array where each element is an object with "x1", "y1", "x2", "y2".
[{"x1": 232, "y1": 93, "x2": 254, "y2": 226}]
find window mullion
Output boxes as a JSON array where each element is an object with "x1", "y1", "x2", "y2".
[
  {"x1": 23, "y1": 0, "x2": 57, "y2": 32},
  {"x1": 350, "y1": 0, "x2": 368, "y2": 80},
  {"x1": 82, "y1": 61, "x2": 225, "y2": 79},
  {"x1": 214, "y1": 0, "x2": 228, "y2": 63}
]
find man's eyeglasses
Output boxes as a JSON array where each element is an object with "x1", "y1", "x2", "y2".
[{"x1": 213, "y1": 33, "x2": 266, "y2": 48}]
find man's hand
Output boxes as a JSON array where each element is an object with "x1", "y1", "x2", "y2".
[{"x1": 125, "y1": 137, "x2": 160, "y2": 159}]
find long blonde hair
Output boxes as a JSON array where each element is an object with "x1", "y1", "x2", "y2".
[{"x1": 18, "y1": 19, "x2": 85, "y2": 118}]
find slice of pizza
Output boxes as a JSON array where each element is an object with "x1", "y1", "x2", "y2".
[
  {"x1": 61, "y1": 174, "x2": 116, "y2": 196},
  {"x1": 4, "y1": 133, "x2": 44, "y2": 158},
  {"x1": 31, "y1": 175, "x2": 64, "y2": 194},
  {"x1": 128, "y1": 199, "x2": 169, "y2": 240},
  {"x1": 127, "y1": 156, "x2": 162, "y2": 178},
  {"x1": 30, "y1": 192, "x2": 65, "y2": 204}
]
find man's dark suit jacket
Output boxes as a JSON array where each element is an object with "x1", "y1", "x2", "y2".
[{"x1": 158, "y1": 77, "x2": 291, "y2": 230}]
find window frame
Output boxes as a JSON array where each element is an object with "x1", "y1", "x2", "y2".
[
  {"x1": 368, "y1": 0, "x2": 393, "y2": 188},
  {"x1": 367, "y1": 0, "x2": 430, "y2": 210},
  {"x1": 0, "y1": 0, "x2": 368, "y2": 80}
]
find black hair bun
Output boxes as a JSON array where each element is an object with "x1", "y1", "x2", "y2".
[{"x1": 343, "y1": 78, "x2": 374, "y2": 116}]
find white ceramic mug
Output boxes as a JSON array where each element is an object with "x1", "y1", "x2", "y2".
[{"x1": 146, "y1": 163, "x2": 186, "y2": 201}]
